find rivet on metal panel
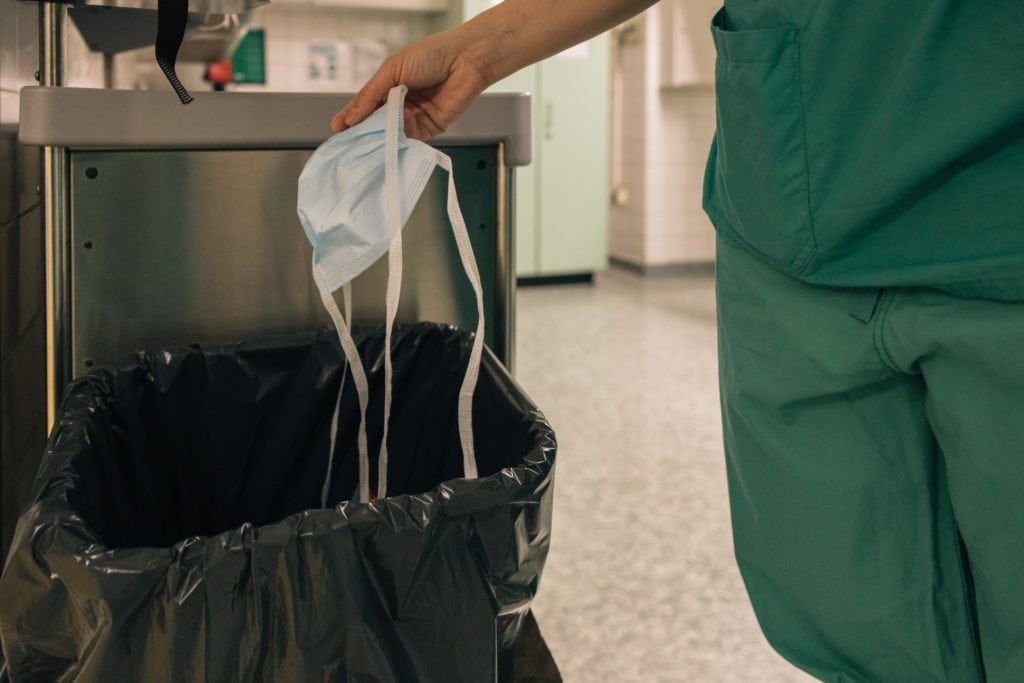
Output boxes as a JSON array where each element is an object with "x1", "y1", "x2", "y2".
[
  {"x1": 479, "y1": 223, "x2": 487, "y2": 231},
  {"x1": 83, "y1": 240, "x2": 93, "y2": 250},
  {"x1": 85, "y1": 167, "x2": 99, "y2": 179},
  {"x1": 84, "y1": 359, "x2": 95, "y2": 368},
  {"x1": 476, "y1": 160, "x2": 486, "y2": 170}
]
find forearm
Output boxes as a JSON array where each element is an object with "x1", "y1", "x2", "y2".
[
  {"x1": 459, "y1": 0, "x2": 657, "y2": 85},
  {"x1": 331, "y1": 0, "x2": 655, "y2": 133}
]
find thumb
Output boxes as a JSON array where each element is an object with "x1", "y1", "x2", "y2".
[{"x1": 330, "y1": 63, "x2": 396, "y2": 132}]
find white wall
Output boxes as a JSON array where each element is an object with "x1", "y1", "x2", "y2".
[
  {"x1": 117, "y1": 5, "x2": 444, "y2": 95},
  {"x1": 229, "y1": 5, "x2": 441, "y2": 92},
  {"x1": 608, "y1": 25, "x2": 647, "y2": 265},
  {"x1": 24, "y1": 4, "x2": 446, "y2": 95},
  {"x1": 643, "y1": 86, "x2": 716, "y2": 266},
  {"x1": 609, "y1": 2, "x2": 718, "y2": 270}
]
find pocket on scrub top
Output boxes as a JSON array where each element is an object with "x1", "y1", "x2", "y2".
[{"x1": 707, "y1": 8, "x2": 814, "y2": 274}]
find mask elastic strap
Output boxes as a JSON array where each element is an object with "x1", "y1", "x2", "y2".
[
  {"x1": 320, "y1": 282, "x2": 353, "y2": 507},
  {"x1": 315, "y1": 269, "x2": 371, "y2": 504},
  {"x1": 379, "y1": 235, "x2": 402, "y2": 499},
  {"x1": 377, "y1": 85, "x2": 405, "y2": 500},
  {"x1": 436, "y1": 151, "x2": 483, "y2": 480},
  {"x1": 379, "y1": 87, "x2": 482, "y2": 481}
]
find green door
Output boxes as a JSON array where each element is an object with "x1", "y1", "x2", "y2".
[
  {"x1": 535, "y1": 38, "x2": 610, "y2": 276},
  {"x1": 461, "y1": 3, "x2": 610, "y2": 277}
]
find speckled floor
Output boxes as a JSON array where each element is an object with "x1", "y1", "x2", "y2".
[{"x1": 516, "y1": 268, "x2": 816, "y2": 683}]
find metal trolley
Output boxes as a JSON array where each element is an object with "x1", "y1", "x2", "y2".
[{"x1": 2, "y1": 4, "x2": 530, "y2": 555}]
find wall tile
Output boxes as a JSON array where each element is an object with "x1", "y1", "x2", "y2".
[{"x1": 613, "y1": 6, "x2": 717, "y2": 268}]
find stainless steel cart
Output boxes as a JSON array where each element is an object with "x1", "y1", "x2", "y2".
[{"x1": 1, "y1": 7, "x2": 531, "y2": 558}]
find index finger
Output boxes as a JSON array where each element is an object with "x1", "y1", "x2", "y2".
[{"x1": 330, "y1": 63, "x2": 396, "y2": 132}]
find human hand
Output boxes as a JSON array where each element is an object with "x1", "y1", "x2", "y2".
[{"x1": 330, "y1": 30, "x2": 490, "y2": 140}]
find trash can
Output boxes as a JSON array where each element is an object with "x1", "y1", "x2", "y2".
[{"x1": 0, "y1": 323, "x2": 557, "y2": 682}]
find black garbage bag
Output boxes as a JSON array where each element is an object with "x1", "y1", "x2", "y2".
[{"x1": 0, "y1": 323, "x2": 557, "y2": 682}]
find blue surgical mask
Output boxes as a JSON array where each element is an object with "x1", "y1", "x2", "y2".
[
  {"x1": 297, "y1": 86, "x2": 484, "y2": 505},
  {"x1": 298, "y1": 87, "x2": 440, "y2": 295}
]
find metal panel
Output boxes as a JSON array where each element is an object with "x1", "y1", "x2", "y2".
[
  {"x1": 0, "y1": 297, "x2": 45, "y2": 561},
  {"x1": 0, "y1": 0, "x2": 47, "y2": 561},
  {"x1": 70, "y1": 146, "x2": 509, "y2": 375},
  {"x1": 0, "y1": 136, "x2": 16, "y2": 226},
  {"x1": 0, "y1": 137, "x2": 42, "y2": 358},
  {"x1": 19, "y1": 88, "x2": 533, "y2": 166},
  {"x1": 0, "y1": 135, "x2": 45, "y2": 560}
]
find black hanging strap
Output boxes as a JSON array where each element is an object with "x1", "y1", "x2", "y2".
[{"x1": 155, "y1": 0, "x2": 194, "y2": 105}]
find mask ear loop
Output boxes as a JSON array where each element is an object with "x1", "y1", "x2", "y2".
[
  {"x1": 320, "y1": 283, "x2": 353, "y2": 507},
  {"x1": 319, "y1": 84, "x2": 480, "y2": 504},
  {"x1": 436, "y1": 151, "x2": 484, "y2": 480},
  {"x1": 316, "y1": 270, "x2": 371, "y2": 504},
  {"x1": 377, "y1": 85, "x2": 406, "y2": 500}
]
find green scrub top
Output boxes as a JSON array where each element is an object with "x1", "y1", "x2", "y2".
[{"x1": 703, "y1": 1, "x2": 1024, "y2": 300}]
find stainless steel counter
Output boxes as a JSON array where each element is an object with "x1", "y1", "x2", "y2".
[{"x1": 19, "y1": 87, "x2": 533, "y2": 165}]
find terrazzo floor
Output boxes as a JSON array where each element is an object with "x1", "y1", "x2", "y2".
[{"x1": 515, "y1": 267, "x2": 816, "y2": 683}]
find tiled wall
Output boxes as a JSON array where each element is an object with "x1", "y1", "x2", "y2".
[
  {"x1": 609, "y1": 4, "x2": 718, "y2": 270},
  {"x1": 608, "y1": 23, "x2": 647, "y2": 265},
  {"x1": 246, "y1": 5, "x2": 441, "y2": 92},
  {"x1": 644, "y1": 86, "x2": 717, "y2": 267},
  {"x1": 119, "y1": 5, "x2": 445, "y2": 95},
  {"x1": 0, "y1": 4, "x2": 435, "y2": 107}
]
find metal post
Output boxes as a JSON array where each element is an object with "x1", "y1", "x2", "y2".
[
  {"x1": 103, "y1": 52, "x2": 115, "y2": 89},
  {"x1": 40, "y1": 2, "x2": 70, "y2": 429},
  {"x1": 494, "y1": 143, "x2": 515, "y2": 373}
]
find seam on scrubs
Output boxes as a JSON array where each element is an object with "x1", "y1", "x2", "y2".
[
  {"x1": 792, "y1": 34, "x2": 818, "y2": 277},
  {"x1": 847, "y1": 288, "x2": 884, "y2": 323},
  {"x1": 708, "y1": 210, "x2": 817, "y2": 278},
  {"x1": 871, "y1": 289, "x2": 903, "y2": 372},
  {"x1": 953, "y1": 531, "x2": 987, "y2": 682}
]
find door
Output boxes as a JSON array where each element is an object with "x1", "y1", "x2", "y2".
[{"x1": 536, "y1": 38, "x2": 610, "y2": 275}]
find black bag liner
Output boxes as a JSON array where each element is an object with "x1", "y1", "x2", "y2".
[{"x1": 0, "y1": 323, "x2": 557, "y2": 682}]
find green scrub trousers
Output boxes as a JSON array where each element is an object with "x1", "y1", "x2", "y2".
[{"x1": 716, "y1": 236, "x2": 1024, "y2": 681}]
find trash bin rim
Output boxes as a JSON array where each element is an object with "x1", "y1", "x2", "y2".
[{"x1": 13, "y1": 324, "x2": 556, "y2": 578}]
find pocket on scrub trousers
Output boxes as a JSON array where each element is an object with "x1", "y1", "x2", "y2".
[{"x1": 708, "y1": 8, "x2": 815, "y2": 274}]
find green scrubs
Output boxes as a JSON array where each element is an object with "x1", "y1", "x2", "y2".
[
  {"x1": 704, "y1": 2, "x2": 1024, "y2": 680},
  {"x1": 717, "y1": 236, "x2": 1024, "y2": 680},
  {"x1": 705, "y1": 2, "x2": 1024, "y2": 298}
]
